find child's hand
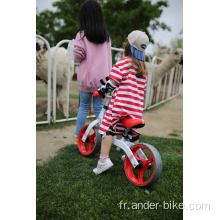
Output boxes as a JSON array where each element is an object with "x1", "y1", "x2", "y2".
[
  {"x1": 97, "y1": 79, "x2": 116, "y2": 98},
  {"x1": 97, "y1": 86, "x2": 106, "y2": 98}
]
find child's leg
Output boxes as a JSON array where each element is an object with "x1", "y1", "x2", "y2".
[
  {"x1": 93, "y1": 129, "x2": 114, "y2": 174},
  {"x1": 99, "y1": 129, "x2": 113, "y2": 162},
  {"x1": 99, "y1": 135, "x2": 112, "y2": 163},
  {"x1": 100, "y1": 131, "x2": 113, "y2": 154},
  {"x1": 131, "y1": 134, "x2": 139, "y2": 144},
  {"x1": 129, "y1": 130, "x2": 140, "y2": 144}
]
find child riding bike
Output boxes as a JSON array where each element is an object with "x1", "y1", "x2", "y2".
[{"x1": 93, "y1": 30, "x2": 150, "y2": 174}]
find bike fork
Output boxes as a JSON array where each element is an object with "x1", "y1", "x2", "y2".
[{"x1": 81, "y1": 120, "x2": 99, "y2": 142}]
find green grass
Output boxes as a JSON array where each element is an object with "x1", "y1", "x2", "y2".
[
  {"x1": 69, "y1": 94, "x2": 79, "y2": 99},
  {"x1": 36, "y1": 136, "x2": 183, "y2": 219},
  {"x1": 36, "y1": 119, "x2": 76, "y2": 131},
  {"x1": 36, "y1": 80, "x2": 80, "y2": 99},
  {"x1": 36, "y1": 91, "x2": 48, "y2": 98},
  {"x1": 168, "y1": 133, "x2": 179, "y2": 137},
  {"x1": 36, "y1": 110, "x2": 78, "y2": 122},
  {"x1": 36, "y1": 92, "x2": 79, "y2": 99},
  {"x1": 168, "y1": 130, "x2": 183, "y2": 137},
  {"x1": 36, "y1": 110, "x2": 95, "y2": 131}
]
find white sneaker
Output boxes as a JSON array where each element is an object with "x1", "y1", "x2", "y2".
[{"x1": 93, "y1": 158, "x2": 113, "y2": 175}]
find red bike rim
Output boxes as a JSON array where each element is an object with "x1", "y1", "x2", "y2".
[
  {"x1": 124, "y1": 144, "x2": 155, "y2": 186},
  {"x1": 78, "y1": 125, "x2": 96, "y2": 155}
]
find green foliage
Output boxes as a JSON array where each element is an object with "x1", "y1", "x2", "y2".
[
  {"x1": 36, "y1": 0, "x2": 85, "y2": 46},
  {"x1": 36, "y1": 0, "x2": 171, "y2": 47},
  {"x1": 170, "y1": 29, "x2": 183, "y2": 49},
  {"x1": 101, "y1": 0, "x2": 171, "y2": 47},
  {"x1": 36, "y1": 10, "x2": 57, "y2": 44},
  {"x1": 36, "y1": 135, "x2": 183, "y2": 219},
  {"x1": 170, "y1": 37, "x2": 183, "y2": 49}
]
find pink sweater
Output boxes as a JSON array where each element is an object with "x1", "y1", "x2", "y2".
[{"x1": 73, "y1": 31, "x2": 112, "y2": 93}]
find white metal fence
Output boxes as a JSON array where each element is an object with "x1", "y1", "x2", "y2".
[
  {"x1": 52, "y1": 39, "x2": 74, "y2": 123},
  {"x1": 144, "y1": 56, "x2": 183, "y2": 110},
  {"x1": 36, "y1": 35, "x2": 182, "y2": 125}
]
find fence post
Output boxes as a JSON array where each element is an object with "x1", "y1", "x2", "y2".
[{"x1": 167, "y1": 68, "x2": 175, "y2": 98}]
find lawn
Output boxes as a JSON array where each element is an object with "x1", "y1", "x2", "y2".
[
  {"x1": 36, "y1": 80, "x2": 79, "y2": 99},
  {"x1": 36, "y1": 80, "x2": 80, "y2": 122},
  {"x1": 36, "y1": 135, "x2": 183, "y2": 220}
]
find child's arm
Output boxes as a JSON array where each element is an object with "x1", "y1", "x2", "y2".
[
  {"x1": 73, "y1": 32, "x2": 86, "y2": 63},
  {"x1": 109, "y1": 78, "x2": 118, "y2": 86}
]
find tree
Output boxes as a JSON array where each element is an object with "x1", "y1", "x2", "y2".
[
  {"x1": 170, "y1": 29, "x2": 183, "y2": 65},
  {"x1": 36, "y1": 0, "x2": 171, "y2": 47},
  {"x1": 36, "y1": 0, "x2": 85, "y2": 46},
  {"x1": 101, "y1": 0, "x2": 171, "y2": 47},
  {"x1": 170, "y1": 29, "x2": 183, "y2": 49},
  {"x1": 36, "y1": 10, "x2": 57, "y2": 44}
]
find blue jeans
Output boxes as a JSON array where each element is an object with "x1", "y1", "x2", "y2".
[{"x1": 75, "y1": 90, "x2": 103, "y2": 137}]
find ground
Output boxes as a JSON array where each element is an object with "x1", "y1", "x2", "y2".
[{"x1": 36, "y1": 85, "x2": 183, "y2": 164}]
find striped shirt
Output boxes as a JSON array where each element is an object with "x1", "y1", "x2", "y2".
[{"x1": 99, "y1": 57, "x2": 147, "y2": 135}]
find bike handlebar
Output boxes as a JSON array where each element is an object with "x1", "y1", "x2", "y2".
[
  {"x1": 93, "y1": 91, "x2": 112, "y2": 99},
  {"x1": 93, "y1": 91, "x2": 103, "y2": 98}
]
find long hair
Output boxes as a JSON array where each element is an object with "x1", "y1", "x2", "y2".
[
  {"x1": 123, "y1": 38, "x2": 148, "y2": 78},
  {"x1": 79, "y1": 0, "x2": 110, "y2": 44}
]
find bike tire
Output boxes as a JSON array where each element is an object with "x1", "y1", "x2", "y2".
[
  {"x1": 124, "y1": 143, "x2": 162, "y2": 187},
  {"x1": 78, "y1": 125, "x2": 101, "y2": 157}
]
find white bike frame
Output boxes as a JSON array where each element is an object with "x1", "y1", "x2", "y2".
[{"x1": 81, "y1": 94, "x2": 146, "y2": 169}]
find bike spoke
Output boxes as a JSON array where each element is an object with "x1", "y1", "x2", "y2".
[
  {"x1": 86, "y1": 142, "x2": 92, "y2": 153},
  {"x1": 143, "y1": 158, "x2": 153, "y2": 166},
  {"x1": 137, "y1": 167, "x2": 147, "y2": 183},
  {"x1": 134, "y1": 154, "x2": 140, "y2": 161}
]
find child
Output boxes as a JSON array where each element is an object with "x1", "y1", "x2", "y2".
[
  {"x1": 93, "y1": 30, "x2": 149, "y2": 174},
  {"x1": 73, "y1": 0, "x2": 112, "y2": 144}
]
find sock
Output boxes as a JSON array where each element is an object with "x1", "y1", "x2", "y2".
[{"x1": 99, "y1": 154, "x2": 109, "y2": 163}]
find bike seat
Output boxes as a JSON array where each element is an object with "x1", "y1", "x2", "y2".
[{"x1": 121, "y1": 117, "x2": 145, "y2": 129}]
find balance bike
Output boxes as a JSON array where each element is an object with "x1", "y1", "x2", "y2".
[{"x1": 77, "y1": 91, "x2": 162, "y2": 188}]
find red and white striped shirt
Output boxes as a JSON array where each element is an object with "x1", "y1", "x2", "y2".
[{"x1": 99, "y1": 57, "x2": 147, "y2": 135}]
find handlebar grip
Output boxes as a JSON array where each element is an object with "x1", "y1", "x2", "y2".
[{"x1": 93, "y1": 91, "x2": 103, "y2": 98}]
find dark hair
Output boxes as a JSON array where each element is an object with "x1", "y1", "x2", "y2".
[
  {"x1": 123, "y1": 38, "x2": 148, "y2": 78},
  {"x1": 79, "y1": 0, "x2": 110, "y2": 44}
]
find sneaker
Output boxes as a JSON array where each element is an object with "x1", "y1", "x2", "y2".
[
  {"x1": 93, "y1": 158, "x2": 113, "y2": 175},
  {"x1": 73, "y1": 137, "x2": 78, "y2": 145}
]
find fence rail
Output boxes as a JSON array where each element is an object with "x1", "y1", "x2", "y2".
[
  {"x1": 36, "y1": 35, "x2": 182, "y2": 125},
  {"x1": 144, "y1": 56, "x2": 183, "y2": 110}
]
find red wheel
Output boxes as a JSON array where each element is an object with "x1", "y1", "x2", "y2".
[
  {"x1": 78, "y1": 125, "x2": 101, "y2": 157},
  {"x1": 124, "y1": 143, "x2": 162, "y2": 187}
]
